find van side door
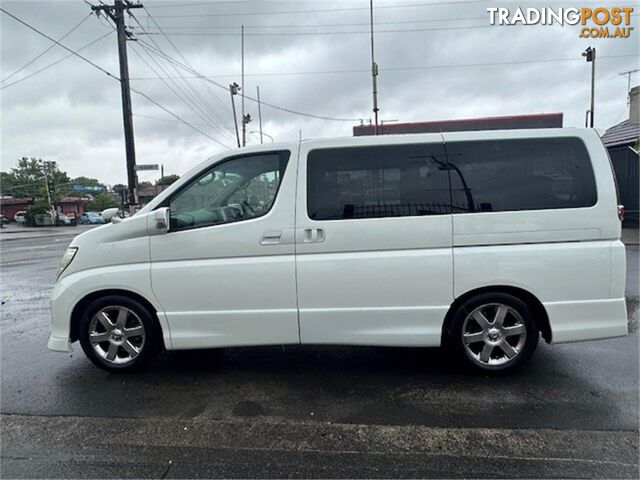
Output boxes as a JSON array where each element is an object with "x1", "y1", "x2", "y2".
[
  {"x1": 294, "y1": 138, "x2": 454, "y2": 346},
  {"x1": 149, "y1": 150, "x2": 299, "y2": 349}
]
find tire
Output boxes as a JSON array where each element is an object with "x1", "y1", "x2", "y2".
[
  {"x1": 447, "y1": 292, "x2": 539, "y2": 374},
  {"x1": 78, "y1": 295, "x2": 161, "y2": 372}
]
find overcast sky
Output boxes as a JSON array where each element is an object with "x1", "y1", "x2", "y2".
[{"x1": 1, "y1": 0, "x2": 638, "y2": 185}]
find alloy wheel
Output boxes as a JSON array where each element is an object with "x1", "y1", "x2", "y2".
[
  {"x1": 88, "y1": 306, "x2": 145, "y2": 365},
  {"x1": 461, "y1": 303, "x2": 527, "y2": 367}
]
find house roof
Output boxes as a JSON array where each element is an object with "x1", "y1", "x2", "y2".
[
  {"x1": 0, "y1": 196, "x2": 33, "y2": 205},
  {"x1": 601, "y1": 119, "x2": 640, "y2": 148}
]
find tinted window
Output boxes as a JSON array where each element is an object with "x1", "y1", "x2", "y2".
[
  {"x1": 307, "y1": 143, "x2": 451, "y2": 220},
  {"x1": 447, "y1": 137, "x2": 596, "y2": 213},
  {"x1": 169, "y1": 151, "x2": 289, "y2": 231}
]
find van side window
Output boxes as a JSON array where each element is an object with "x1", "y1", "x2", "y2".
[
  {"x1": 446, "y1": 137, "x2": 597, "y2": 213},
  {"x1": 169, "y1": 151, "x2": 289, "y2": 231},
  {"x1": 307, "y1": 144, "x2": 450, "y2": 220}
]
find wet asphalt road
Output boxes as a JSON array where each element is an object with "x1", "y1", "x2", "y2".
[{"x1": 1, "y1": 227, "x2": 639, "y2": 478}]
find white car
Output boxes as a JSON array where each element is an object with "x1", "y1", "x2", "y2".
[
  {"x1": 48, "y1": 128, "x2": 627, "y2": 373},
  {"x1": 55, "y1": 212, "x2": 72, "y2": 225},
  {"x1": 14, "y1": 210, "x2": 26, "y2": 223}
]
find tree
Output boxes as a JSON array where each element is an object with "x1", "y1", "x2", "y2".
[
  {"x1": 85, "y1": 193, "x2": 120, "y2": 212},
  {"x1": 138, "y1": 181, "x2": 153, "y2": 190},
  {"x1": 70, "y1": 176, "x2": 100, "y2": 186},
  {"x1": 158, "y1": 174, "x2": 180, "y2": 186},
  {"x1": 0, "y1": 157, "x2": 70, "y2": 202}
]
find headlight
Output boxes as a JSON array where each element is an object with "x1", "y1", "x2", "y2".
[{"x1": 56, "y1": 247, "x2": 78, "y2": 279}]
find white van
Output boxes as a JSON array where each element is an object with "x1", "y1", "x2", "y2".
[{"x1": 48, "y1": 128, "x2": 627, "y2": 373}]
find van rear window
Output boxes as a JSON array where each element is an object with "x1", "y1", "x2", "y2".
[{"x1": 447, "y1": 137, "x2": 597, "y2": 213}]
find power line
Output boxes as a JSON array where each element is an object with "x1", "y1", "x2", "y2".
[
  {"x1": 0, "y1": 8, "x2": 120, "y2": 82},
  {"x1": 0, "y1": 7, "x2": 230, "y2": 147},
  {"x1": 131, "y1": 87, "x2": 231, "y2": 147},
  {"x1": 128, "y1": 10, "x2": 236, "y2": 140},
  {"x1": 145, "y1": 0, "x2": 484, "y2": 17},
  {"x1": 134, "y1": 112, "x2": 209, "y2": 127},
  {"x1": 137, "y1": 24, "x2": 493, "y2": 36},
  {"x1": 129, "y1": 42, "x2": 237, "y2": 142},
  {"x1": 137, "y1": 38, "x2": 362, "y2": 122},
  {"x1": 128, "y1": 53, "x2": 640, "y2": 81},
  {"x1": 1, "y1": 31, "x2": 114, "y2": 90},
  {"x1": 145, "y1": 16, "x2": 487, "y2": 29},
  {"x1": 126, "y1": 15, "x2": 235, "y2": 139},
  {"x1": 0, "y1": 13, "x2": 92, "y2": 83},
  {"x1": 149, "y1": 0, "x2": 261, "y2": 9},
  {"x1": 137, "y1": 7, "x2": 233, "y2": 118}
]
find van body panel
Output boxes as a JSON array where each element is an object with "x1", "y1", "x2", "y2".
[
  {"x1": 294, "y1": 136, "x2": 454, "y2": 346},
  {"x1": 49, "y1": 262, "x2": 172, "y2": 351},
  {"x1": 296, "y1": 248, "x2": 451, "y2": 346},
  {"x1": 610, "y1": 240, "x2": 627, "y2": 298},
  {"x1": 544, "y1": 298, "x2": 627, "y2": 343},
  {"x1": 453, "y1": 241, "x2": 612, "y2": 302}
]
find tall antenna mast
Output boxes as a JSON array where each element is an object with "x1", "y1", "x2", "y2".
[
  {"x1": 619, "y1": 68, "x2": 640, "y2": 105},
  {"x1": 369, "y1": 0, "x2": 379, "y2": 135},
  {"x1": 241, "y1": 24, "x2": 246, "y2": 146}
]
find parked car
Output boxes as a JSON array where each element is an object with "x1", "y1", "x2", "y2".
[
  {"x1": 48, "y1": 129, "x2": 627, "y2": 373},
  {"x1": 80, "y1": 212, "x2": 105, "y2": 224},
  {"x1": 14, "y1": 211, "x2": 26, "y2": 223},
  {"x1": 55, "y1": 213, "x2": 72, "y2": 225}
]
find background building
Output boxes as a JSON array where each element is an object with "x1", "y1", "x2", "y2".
[
  {"x1": 353, "y1": 113, "x2": 563, "y2": 136},
  {"x1": 602, "y1": 86, "x2": 639, "y2": 226}
]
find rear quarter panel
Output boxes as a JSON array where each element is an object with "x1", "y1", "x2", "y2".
[{"x1": 444, "y1": 129, "x2": 626, "y2": 343}]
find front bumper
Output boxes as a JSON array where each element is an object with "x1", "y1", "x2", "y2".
[{"x1": 48, "y1": 279, "x2": 75, "y2": 353}]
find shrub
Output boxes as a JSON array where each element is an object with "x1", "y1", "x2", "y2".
[{"x1": 24, "y1": 202, "x2": 49, "y2": 227}]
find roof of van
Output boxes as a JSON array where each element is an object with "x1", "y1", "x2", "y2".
[{"x1": 299, "y1": 127, "x2": 590, "y2": 146}]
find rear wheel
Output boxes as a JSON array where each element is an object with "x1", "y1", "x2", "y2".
[
  {"x1": 448, "y1": 292, "x2": 538, "y2": 373},
  {"x1": 78, "y1": 295, "x2": 161, "y2": 372}
]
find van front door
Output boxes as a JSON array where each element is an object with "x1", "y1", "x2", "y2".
[
  {"x1": 150, "y1": 150, "x2": 299, "y2": 349},
  {"x1": 295, "y1": 138, "x2": 454, "y2": 346}
]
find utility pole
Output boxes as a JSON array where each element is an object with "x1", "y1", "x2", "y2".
[
  {"x1": 257, "y1": 86, "x2": 263, "y2": 144},
  {"x1": 90, "y1": 0, "x2": 143, "y2": 208},
  {"x1": 582, "y1": 46, "x2": 596, "y2": 128},
  {"x1": 241, "y1": 25, "x2": 246, "y2": 147},
  {"x1": 40, "y1": 160, "x2": 56, "y2": 225},
  {"x1": 369, "y1": 0, "x2": 379, "y2": 135},
  {"x1": 229, "y1": 82, "x2": 241, "y2": 147}
]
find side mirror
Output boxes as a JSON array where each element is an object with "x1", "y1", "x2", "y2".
[
  {"x1": 152, "y1": 207, "x2": 170, "y2": 233},
  {"x1": 102, "y1": 207, "x2": 120, "y2": 222}
]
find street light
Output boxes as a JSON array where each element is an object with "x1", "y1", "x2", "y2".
[{"x1": 250, "y1": 130, "x2": 274, "y2": 142}]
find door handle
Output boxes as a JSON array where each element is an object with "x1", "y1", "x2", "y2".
[
  {"x1": 303, "y1": 228, "x2": 325, "y2": 243},
  {"x1": 260, "y1": 230, "x2": 283, "y2": 245}
]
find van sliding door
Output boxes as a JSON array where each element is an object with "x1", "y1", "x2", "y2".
[{"x1": 294, "y1": 137, "x2": 454, "y2": 346}]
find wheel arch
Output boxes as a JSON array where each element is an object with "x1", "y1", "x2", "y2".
[
  {"x1": 69, "y1": 289, "x2": 165, "y2": 347},
  {"x1": 441, "y1": 285, "x2": 552, "y2": 345}
]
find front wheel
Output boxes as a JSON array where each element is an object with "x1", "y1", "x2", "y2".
[
  {"x1": 78, "y1": 295, "x2": 161, "y2": 372},
  {"x1": 448, "y1": 293, "x2": 539, "y2": 373}
]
